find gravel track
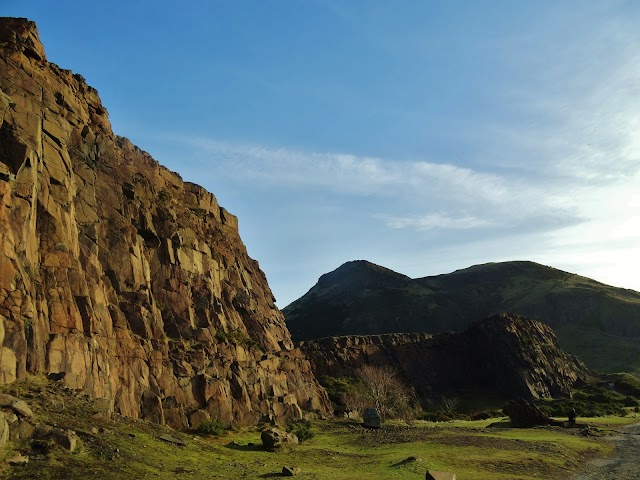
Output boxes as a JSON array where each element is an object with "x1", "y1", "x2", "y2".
[{"x1": 572, "y1": 423, "x2": 640, "y2": 479}]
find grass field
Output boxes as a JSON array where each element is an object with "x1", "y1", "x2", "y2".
[
  {"x1": 2, "y1": 377, "x2": 638, "y2": 480},
  {"x1": 4, "y1": 415, "x2": 636, "y2": 480}
]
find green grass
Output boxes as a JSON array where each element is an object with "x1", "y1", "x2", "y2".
[
  {"x1": 3, "y1": 416, "x2": 620, "y2": 480},
  {"x1": 1, "y1": 377, "x2": 633, "y2": 480}
]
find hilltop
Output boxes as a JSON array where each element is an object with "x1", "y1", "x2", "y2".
[{"x1": 284, "y1": 260, "x2": 640, "y2": 372}]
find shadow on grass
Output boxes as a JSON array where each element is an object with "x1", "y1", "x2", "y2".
[
  {"x1": 259, "y1": 474, "x2": 284, "y2": 478},
  {"x1": 390, "y1": 456, "x2": 419, "y2": 468},
  {"x1": 224, "y1": 441, "x2": 264, "y2": 452}
]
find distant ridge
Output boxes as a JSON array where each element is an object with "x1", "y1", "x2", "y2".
[{"x1": 284, "y1": 260, "x2": 640, "y2": 372}]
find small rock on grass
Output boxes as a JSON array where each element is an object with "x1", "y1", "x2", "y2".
[
  {"x1": 282, "y1": 466, "x2": 301, "y2": 476},
  {"x1": 7, "y1": 455, "x2": 29, "y2": 466},
  {"x1": 158, "y1": 434, "x2": 187, "y2": 446}
]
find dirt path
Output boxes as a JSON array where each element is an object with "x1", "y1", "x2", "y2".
[{"x1": 571, "y1": 422, "x2": 640, "y2": 479}]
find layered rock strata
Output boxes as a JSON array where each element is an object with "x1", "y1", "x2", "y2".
[
  {"x1": 0, "y1": 17, "x2": 329, "y2": 427},
  {"x1": 300, "y1": 314, "x2": 589, "y2": 401}
]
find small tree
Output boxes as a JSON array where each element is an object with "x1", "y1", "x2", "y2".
[{"x1": 354, "y1": 365, "x2": 415, "y2": 420}]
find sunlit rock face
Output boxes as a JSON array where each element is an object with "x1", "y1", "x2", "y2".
[{"x1": 0, "y1": 17, "x2": 329, "y2": 427}]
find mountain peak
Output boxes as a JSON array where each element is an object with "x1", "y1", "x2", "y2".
[{"x1": 316, "y1": 260, "x2": 411, "y2": 290}]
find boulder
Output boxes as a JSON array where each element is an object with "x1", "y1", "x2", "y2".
[
  {"x1": 9, "y1": 418, "x2": 35, "y2": 441},
  {"x1": 7, "y1": 455, "x2": 29, "y2": 466},
  {"x1": 158, "y1": 434, "x2": 187, "y2": 446},
  {"x1": 260, "y1": 428, "x2": 298, "y2": 451},
  {"x1": 426, "y1": 471, "x2": 456, "y2": 480},
  {"x1": 0, "y1": 394, "x2": 34, "y2": 418},
  {"x1": 363, "y1": 408, "x2": 381, "y2": 429},
  {"x1": 282, "y1": 466, "x2": 301, "y2": 476},
  {"x1": 189, "y1": 409, "x2": 210, "y2": 429},
  {"x1": 48, "y1": 429, "x2": 80, "y2": 452},
  {"x1": 503, "y1": 399, "x2": 560, "y2": 428}
]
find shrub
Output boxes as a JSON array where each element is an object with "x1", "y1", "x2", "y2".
[
  {"x1": 319, "y1": 376, "x2": 359, "y2": 405},
  {"x1": 214, "y1": 329, "x2": 259, "y2": 350},
  {"x1": 157, "y1": 188, "x2": 172, "y2": 206},
  {"x1": 286, "y1": 419, "x2": 314, "y2": 442},
  {"x1": 197, "y1": 419, "x2": 227, "y2": 436},
  {"x1": 612, "y1": 373, "x2": 640, "y2": 397}
]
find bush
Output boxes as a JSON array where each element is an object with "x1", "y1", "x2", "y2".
[
  {"x1": 197, "y1": 419, "x2": 227, "y2": 436},
  {"x1": 214, "y1": 329, "x2": 259, "y2": 350},
  {"x1": 612, "y1": 373, "x2": 640, "y2": 397},
  {"x1": 419, "y1": 410, "x2": 469, "y2": 422},
  {"x1": 468, "y1": 409, "x2": 503, "y2": 420},
  {"x1": 286, "y1": 419, "x2": 314, "y2": 442},
  {"x1": 536, "y1": 385, "x2": 630, "y2": 418},
  {"x1": 157, "y1": 188, "x2": 172, "y2": 206}
]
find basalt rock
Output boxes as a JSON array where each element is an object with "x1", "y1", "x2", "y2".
[
  {"x1": 300, "y1": 314, "x2": 589, "y2": 403},
  {"x1": 503, "y1": 399, "x2": 560, "y2": 428},
  {"x1": 0, "y1": 17, "x2": 329, "y2": 428}
]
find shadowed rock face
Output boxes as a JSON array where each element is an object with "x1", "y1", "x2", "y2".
[
  {"x1": 285, "y1": 260, "x2": 640, "y2": 372},
  {"x1": 0, "y1": 17, "x2": 329, "y2": 427},
  {"x1": 300, "y1": 314, "x2": 589, "y2": 401}
]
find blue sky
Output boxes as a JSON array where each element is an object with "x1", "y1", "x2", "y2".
[{"x1": 4, "y1": 1, "x2": 640, "y2": 306}]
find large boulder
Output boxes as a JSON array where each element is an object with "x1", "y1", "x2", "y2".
[
  {"x1": 260, "y1": 428, "x2": 298, "y2": 451},
  {"x1": 363, "y1": 408, "x2": 381, "y2": 429},
  {"x1": 504, "y1": 399, "x2": 560, "y2": 428},
  {"x1": 426, "y1": 471, "x2": 456, "y2": 480},
  {"x1": 0, "y1": 394, "x2": 34, "y2": 418}
]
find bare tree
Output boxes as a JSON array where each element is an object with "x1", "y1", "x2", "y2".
[{"x1": 354, "y1": 365, "x2": 415, "y2": 420}]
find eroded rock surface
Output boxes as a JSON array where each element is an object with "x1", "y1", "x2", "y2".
[
  {"x1": 0, "y1": 17, "x2": 329, "y2": 427},
  {"x1": 300, "y1": 314, "x2": 589, "y2": 402}
]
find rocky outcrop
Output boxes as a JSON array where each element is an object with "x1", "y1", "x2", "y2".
[
  {"x1": 0, "y1": 17, "x2": 329, "y2": 428},
  {"x1": 300, "y1": 314, "x2": 589, "y2": 402},
  {"x1": 285, "y1": 260, "x2": 640, "y2": 373}
]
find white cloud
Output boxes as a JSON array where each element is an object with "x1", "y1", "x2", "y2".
[{"x1": 382, "y1": 213, "x2": 492, "y2": 231}]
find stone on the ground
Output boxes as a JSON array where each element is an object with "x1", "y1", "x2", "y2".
[
  {"x1": 189, "y1": 409, "x2": 210, "y2": 429},
  {"x1": 260, "y1": 428, "x2": 298, "y2": 451},
  {"x1": 7, "y1": 455, "x2": 29, "y2": 465},
  {"x1": 426, "y1": 470, "x2": 456, "y2": 480},
  {"x1": 10, "y1": 419, "x2": 35, "y2": 441},
  {"x1": 0, "y1": 395, "x2": 34, "y2": 418},
  {"x1": 49, "y1": 429, "x2": 80, "y2": 452},
  {"x1": 363, "y1": 408, "x2": 381, "y2": 429},
  {"x1": 282, "y1": 466, "x2": 301, "y2": 476},
  {"x1": 158, "y1": 434, "x2": 187, "y2": 446},
  {"x1": 0, "y1": 394, "x2": 17, "y2": 407}
]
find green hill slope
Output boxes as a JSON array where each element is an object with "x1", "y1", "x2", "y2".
[{"x1": 284, "y1": 260, "x2": 640, "y2": 372}]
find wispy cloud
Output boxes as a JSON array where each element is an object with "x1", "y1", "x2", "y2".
[
  {"x1": 382, "y1": 213, "x2": 492, "y2": 231},
  {"x1": 173, "y1": 136, "x2": 574, "y2": 228}
]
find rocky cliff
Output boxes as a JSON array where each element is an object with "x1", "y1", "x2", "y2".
[
  {"x1": 285, "y1": 260, "x2": 640, "y2": 372},
  {"x1": 0, "y1": 17, "x2": 329, "y2": 428},
  {"x1": 300, "y1": 314, "x2": 589, "y2": 401}
]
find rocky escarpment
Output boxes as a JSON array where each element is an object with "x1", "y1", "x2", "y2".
[
  {"x1": 300, "y1": 314, "x2": 589, "y2": 402},
  {"x1": 0, "y1": 17, "x2": 329, "y2": 428},
  {"x1": 285, "y1": 260, "x2": 640, "y2": 372}
]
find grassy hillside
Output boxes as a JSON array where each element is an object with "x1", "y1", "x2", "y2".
[{"x1": 284, "y1": 260, "x2": 640, "y2": 372}]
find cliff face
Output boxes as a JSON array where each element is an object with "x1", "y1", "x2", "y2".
[
  {"x1": 300, "y1": 314, "x2": 589, "y2": 401},
  {"x1": 0, "y1": 17, "x2": 329, "y2": 428}
]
